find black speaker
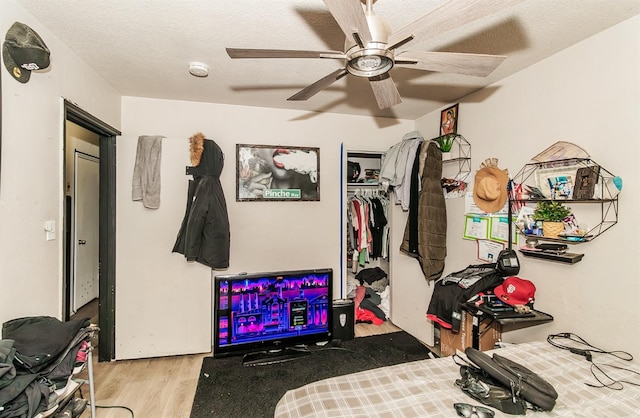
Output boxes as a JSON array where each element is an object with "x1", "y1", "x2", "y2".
[{"x1": 332, "y1": 299, "x2": 354, "y2": 341}]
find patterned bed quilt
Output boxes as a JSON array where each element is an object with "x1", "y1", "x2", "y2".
[{"x1": 275, "y1": 340, "x2": 640, "y2": 417}]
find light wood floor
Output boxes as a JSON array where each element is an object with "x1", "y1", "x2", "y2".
[{"x1": 76, "y1": 317, "x2": 400, "y2": 418}]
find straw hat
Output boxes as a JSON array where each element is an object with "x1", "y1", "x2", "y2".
[{"x1": 473, "y1": 158, "x2": 508, "y2": 213}]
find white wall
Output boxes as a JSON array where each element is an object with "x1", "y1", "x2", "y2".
[
  {"x1": 116, "y1": 97, "x2": 413, "y2": 359},
  {"x1": 0, "y1": 1, "x2": 121, "y2": 326},
  {"x1": 416, "y1": 16, "x2": 640, "y2": 362},
  {"x1": 388, "y1": 197, "x2": 436, "y2": 346}
]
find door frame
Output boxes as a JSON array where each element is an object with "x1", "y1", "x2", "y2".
[{"x1": 63, "y1": 100, "x2": 121, "y2": 362}]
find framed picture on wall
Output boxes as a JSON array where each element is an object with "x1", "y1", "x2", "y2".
[
  {"x1": 236, "y1": 144, "x2": 320, "y2": 202},
  {"x1": 440, "y1": 103, "x2": 459, "y2": 136}
]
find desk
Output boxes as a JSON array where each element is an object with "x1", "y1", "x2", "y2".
[
  {"x1": 435, "y1": 305, "x2": 554, "y2": 356},
  {"x1": 463, "y1": 303, "x2": 553, "y2": 351},
  {"x1": 463, "y1": 302, "x2": 553, "y2": 327},
  {"x1": 464, "y1": 302, "x2": 553, "y2": 327}
]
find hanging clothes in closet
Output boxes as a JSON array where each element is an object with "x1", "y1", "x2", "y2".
[
  {"x1": 346, "y1": 189, "x2": 389, "y2": 272},
  {"x1": 346, "y1": 189, "x2": 391, "y2": 325}
]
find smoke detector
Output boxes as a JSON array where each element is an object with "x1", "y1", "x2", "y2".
[{"x1": 188, "y1": 62, "x2": 209, "y2": 77}]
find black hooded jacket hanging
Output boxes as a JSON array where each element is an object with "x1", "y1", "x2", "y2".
[{"x1": 173, "y1": 132, "x2": 230, "y2": 269}]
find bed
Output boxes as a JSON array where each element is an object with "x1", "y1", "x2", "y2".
[{"x1": 274, "y1": 340, "x2": 640, "y2": 417}]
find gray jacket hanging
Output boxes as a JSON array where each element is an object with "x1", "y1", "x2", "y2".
[{"x1": 132, "y1": 135, "x2": 164, "y2": 209}]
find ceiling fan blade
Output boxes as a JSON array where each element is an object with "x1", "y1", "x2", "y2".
[
  {"x1": 395, "y1": 51, "x2": 506, "y2": 77},
  {"x1": 288, "y1": 68, "x2": 348, "y2": 101},
  {"x1": 368, "y1": 74, "x2": 402, "y2": 110},
  {"x1": 387, "y1": 0, "x2": 523, "y2": 50},
  {"x1": 226, "y1": 48, "x2": 344, "y2": 59},
  {"x1": 323, "y1": 0, "x2": 372, "y2": 47}
]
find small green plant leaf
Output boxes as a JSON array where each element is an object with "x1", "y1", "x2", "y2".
[
  {"x1": 437, "y1": 134, "x2": 454, "y2": 152},
  {"x1": 532, "y1": 200, "x2": 571, "y2": 222}
]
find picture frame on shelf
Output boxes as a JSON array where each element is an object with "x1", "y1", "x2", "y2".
[
  {"x1": 573, "y1": 166, "x2": 600, "y2": 200},
  {"x1": 440, "y1": 103, "x2": 458, "y2": 136},
  {"x1": 534, "y1": 166, "x2": 579, "y2": 199},
  {"x1": 236, "y1": 144, "x2": 320, "y2": 202}
]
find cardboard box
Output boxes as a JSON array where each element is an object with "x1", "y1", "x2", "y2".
[
  {"x1": 438, "y1": 311, "x2": 470, "y2": 357},
  {"x1": 436, "y1": 311, "x2": 502, "y2": 356},
  {"x1": 471, "y1": 314, "x2": 501, "y2": 351}
]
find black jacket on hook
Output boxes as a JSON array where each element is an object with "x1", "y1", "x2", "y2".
[{"x1": 173, "y1": 136, "x2": 230, "y2": 269}]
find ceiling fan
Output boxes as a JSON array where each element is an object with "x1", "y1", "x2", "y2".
[{"x1": 226, "y1": 0, "x2": 520, "y2": 110}]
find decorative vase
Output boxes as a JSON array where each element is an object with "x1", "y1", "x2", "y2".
[
  {"x1": 542, "y1": 221, "x2": 564, "y2": 238},
  {"x1": 441, "y1": 151, "x2": 452, "y2": 161}
]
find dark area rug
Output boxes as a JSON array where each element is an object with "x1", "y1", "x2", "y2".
[{"x1": 190, "y1": 330, "x2": 432, "y2": 418}]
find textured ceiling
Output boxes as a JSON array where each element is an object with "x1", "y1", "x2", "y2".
[{"x1": 14, "y1": 0, "x2": 640, "y2": 120}]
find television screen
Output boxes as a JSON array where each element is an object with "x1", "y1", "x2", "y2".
[{"x1": 213, "y1": 268, "x2": 333, "y2": 361}]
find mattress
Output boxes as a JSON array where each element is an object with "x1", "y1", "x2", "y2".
[{"x1": 274, "y1": 340, "x2": 640, "y2": 417}]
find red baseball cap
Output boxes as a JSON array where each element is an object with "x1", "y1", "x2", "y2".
[{"x1": 493, "y1": 276, "x2": 536, "y2": 306}]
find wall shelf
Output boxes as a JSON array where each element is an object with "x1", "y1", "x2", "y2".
[
  {"x1": 519, "y1": 249, "x2": 584, "y2": 264},
  {"x1": 510, "y1": 157, "x2": 619, "y2": 262},
  {"x1": 439, "y1": 134, "x2": 471, "y2": 199},
  {"x1": 347, "y1": 182, "x2": 379, "y2": 187}
]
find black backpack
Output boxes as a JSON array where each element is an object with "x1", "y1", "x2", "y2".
[
  {"x1": 455, "y1": 362, "x2": 527, "y2": 415},
  {"x1": 496, "y1": 248, "x2": 520, "y2": 276},
  {"x1": 497, "y1": 180, "x2": 521, "y2": 277},
  {"x1": 461, "y1": 347, "x2": 558, "y2": 413}
]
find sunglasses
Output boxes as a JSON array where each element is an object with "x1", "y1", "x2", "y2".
[{"x1": 454, "y1": 403, "x2": 495, "y2": 418}]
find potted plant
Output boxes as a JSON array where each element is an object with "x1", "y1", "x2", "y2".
[
  {"x1": 437, "y1": 134, "x2": 455, "y2": 159},
  {"x1": 532, "y1": 200, "x2": 571, "y2": 238}
]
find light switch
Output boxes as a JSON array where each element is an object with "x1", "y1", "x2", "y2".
[{"x1": 45, "y1": 220, "x2": 56, "y2": 241}]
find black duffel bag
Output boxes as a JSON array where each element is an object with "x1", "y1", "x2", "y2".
[
  {"x1": 465, "y1": 347, "x2": 558, "y2": 412},
  {"x1": 455, "y1": 362, "x2": 527, "y2": 415}
]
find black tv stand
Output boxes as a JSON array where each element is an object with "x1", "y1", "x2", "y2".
[{"x1": 242, "y1": 347, "x2": 311, "y2": 367}]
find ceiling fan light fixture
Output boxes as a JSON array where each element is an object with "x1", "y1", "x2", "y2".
[
  {"x1": 346, "y1": 48, "x2": 393, "y2": 78},
  {"x1": 188, "y1": 62, "x2": 209, "y2": 77},
  {"x1": 357, "y1": 55, "x2": 381, "y2": 69}
]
